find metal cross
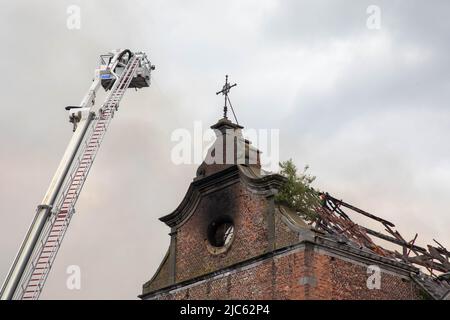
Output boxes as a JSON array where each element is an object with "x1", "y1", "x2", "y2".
[{"x1": 216, "y1": 75, "x2": 237, "y2": 119}]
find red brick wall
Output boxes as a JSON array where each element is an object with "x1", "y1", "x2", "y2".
[
  {"x1": 175, "y1": 182, "x2": 270, "y2": 282},
  {"x1": 147, "y1": 172, "x2": 423, "y2": 300},
  {"x1": 151, "y1": 246, "x2": 423, "y2": 300},
  {"x1": 310, "y1": 252, "x2": 421, "y2": 299},
  {"x1": 274, "y1": 211, "x2": 299, "y2": 249}
]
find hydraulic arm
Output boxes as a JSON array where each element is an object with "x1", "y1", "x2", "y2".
[{"x1": 0, "y1": 49, "x2": 154, "y2": 300}]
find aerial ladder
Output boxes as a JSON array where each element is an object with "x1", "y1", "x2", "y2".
[{"x1": 0, "y1": 49, "x2": 155, "y2": 300}]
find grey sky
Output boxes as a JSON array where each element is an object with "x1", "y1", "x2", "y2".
[{"x1": 0, "y1": 0, "x2": 449, "y2": 299}]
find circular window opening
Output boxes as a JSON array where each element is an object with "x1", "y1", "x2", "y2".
[{"x1": 207, "y1": 218, "x2": 235, "y2": 248}]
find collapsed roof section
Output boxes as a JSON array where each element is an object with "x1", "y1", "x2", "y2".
[
  {"x1": 312, "y1": 193, "x2": 450, "y2": 276},
  {"x1": 306, "y1": 192, "x2": 450, "y2": 299}
]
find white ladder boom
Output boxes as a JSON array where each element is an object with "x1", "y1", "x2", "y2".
[{"x1": 1, "y1": 50, "x2": 154, "y2": 300}]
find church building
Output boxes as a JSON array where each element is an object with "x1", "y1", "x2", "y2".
[{"x1": 140, "y1": 79, "x2": 450, "y2": 300}]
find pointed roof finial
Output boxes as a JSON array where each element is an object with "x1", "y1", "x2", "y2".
[{"x1": 216, "y1": 75, "x2": 238, "y2": 122}]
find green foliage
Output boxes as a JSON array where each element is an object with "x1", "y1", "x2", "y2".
[{"x1": 275, "y1": 159, "x2": 320, "y2": 221}]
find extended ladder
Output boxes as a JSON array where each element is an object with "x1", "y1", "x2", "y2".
[{"x1": 1, "y1": 50, "x2": 154, "y2": 300}]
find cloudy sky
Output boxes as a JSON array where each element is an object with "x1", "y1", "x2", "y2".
[{"x1": 0, "y1": 0, "x2": 449, "y2": 299}]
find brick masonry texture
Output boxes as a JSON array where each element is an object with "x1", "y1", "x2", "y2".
[
  {"x1": 274, "y1": 210, "x2": 299, "y2": 249},
  {"x1": 142, "y1": 164, "x2": 426, "y2": 300},
  {"x1": 150, "y1": 246, "x2": 422, "y2": 300},
  {"x1": 175, "y1": 181, "x2": 269, "y2": 282}
]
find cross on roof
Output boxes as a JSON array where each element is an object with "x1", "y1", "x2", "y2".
[{"x1": 216, "y1": 75, "x2": 238, "y2": 123}]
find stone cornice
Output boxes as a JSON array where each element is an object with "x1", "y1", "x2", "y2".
[{"x1": 159, "y1": 165, "x2": 286, "y2": 228}]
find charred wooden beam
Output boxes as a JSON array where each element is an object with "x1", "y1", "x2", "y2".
[
  {"x1": 326, "y1": 195, "x2": 395, "y2": 227},
  {"x1": 362, "y1": 226, "x2": 427, "y2": 254}
]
